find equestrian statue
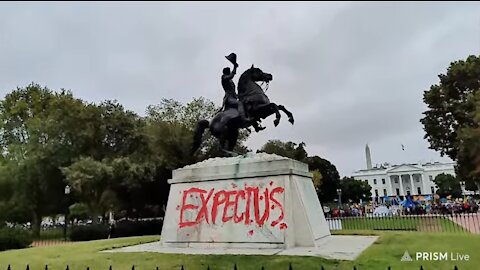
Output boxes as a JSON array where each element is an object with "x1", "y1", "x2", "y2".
[{"x1": 191, "y1": 53, "x2": 295, "y2": 156}]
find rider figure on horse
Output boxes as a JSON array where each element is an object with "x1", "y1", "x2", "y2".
[
  {"x1": 191, "y1": 53, "x2": 294, "y2": 156},
  {"x1": 221, "y1": 53, "x2": 265, "y2": 132},
  {"x1": 221, "y1": 55, "x2": 249, "y2": 121}
]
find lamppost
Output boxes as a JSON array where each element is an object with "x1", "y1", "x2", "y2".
[
  {"x1": 336, "y1": 188, "x2": 342, "y2": 209},
  {"x1": 64, "y1": 185, "x2": 71, "y2": 241}
]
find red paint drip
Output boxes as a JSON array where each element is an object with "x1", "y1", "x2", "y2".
[
  {"x1": 269, "y1": 181, "x2": 274, "y2": 186},
  {"x1": 279, "y1": 223, "x2": 288, "y2": 230},
  {"x1": 248, "y1": 230, "x2": 254, "y2": 236}
]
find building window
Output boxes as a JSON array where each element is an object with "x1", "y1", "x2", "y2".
[
  {"x1": 382, "y1": 178, "x2": 385, "y2": 184},
  {"x1": 375, "y1": 189, "x2": 379, "y2": 197},
  {"x1": 396, "y1": 188, "x2": 400, "y2": 196},
  {"x1": 394, "y1": 179, "x2": 398, "y2": 184},
  {"x1": 429, "y1": 175, "x2": 433, "y2": 181},
  {"x1": 431, "y1": 186, "x2": 435, "y2": 194},
  {"x1": 383, "y1": 189, "x2": 387, "y2": 196},
  {"x1": 415, "y1": 176, "x2": 420, "y2": 182},
  {"x1": 407, "y1": 191, "x2": 411, "y2": 196},
  {"x1": 373, "y1": 179, "x2": 377, "y2": 185},
  {"x1": 417, "y1": 187, "x2": 421, "y2": 194}
]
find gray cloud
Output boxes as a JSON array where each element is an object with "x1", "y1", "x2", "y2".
[{"x1": 0, "y1": 2, "x2": 479, "y2": 176}]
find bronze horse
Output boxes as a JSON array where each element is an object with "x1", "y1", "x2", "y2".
[
  {"x1": 191, "y1": 65, "x2": 294, "y2": 155},
  {"x1": 238, "y1": 65, "x2": 294, "y2": 128}
]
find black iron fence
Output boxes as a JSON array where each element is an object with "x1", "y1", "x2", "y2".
[
  {"x1": 3, "y1": 264, "x2": 464, "y2": 270},
  {"x1": 326, "y1": 213, "x2": 480, "y2": 233}
]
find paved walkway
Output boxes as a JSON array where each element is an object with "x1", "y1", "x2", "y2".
[{"x1": 103, "y1": 235, "x2": 379, "y2": 261}]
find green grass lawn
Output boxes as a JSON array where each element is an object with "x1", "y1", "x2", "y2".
[
  {"x1": 0, "y1": 231, "x2": 478, "y2": 270},
  {"x1": 339, "y1": 216, "x2": 466, "y2": 232}
]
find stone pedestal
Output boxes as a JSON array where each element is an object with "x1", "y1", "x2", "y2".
[{"x1": 160, "y1": 153, "x2": 331, "y2": 249}]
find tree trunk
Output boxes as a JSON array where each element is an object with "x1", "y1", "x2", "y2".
[{"x1": 32, "y1": 211, "x2": 41, "y2": 237}]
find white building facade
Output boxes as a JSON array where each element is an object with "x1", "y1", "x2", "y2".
[{"x1": 352, "y1": 145, "x2": 473, "y2": 202}]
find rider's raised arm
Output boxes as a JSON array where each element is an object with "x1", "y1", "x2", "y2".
[{"x1": 224, "y1": 64, "x2": 238, "y2": 80}]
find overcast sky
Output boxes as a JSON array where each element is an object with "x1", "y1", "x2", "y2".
[{"x1": 1, "y1": 2, "x2": 479, "y2": 176}]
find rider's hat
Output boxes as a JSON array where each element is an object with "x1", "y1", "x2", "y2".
[{"x1": 225, "y1": 53, "x2": 237, "y2": 65}]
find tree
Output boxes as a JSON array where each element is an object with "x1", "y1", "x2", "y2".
[
  {"x1": 94, "y1": 100, "x2": 148, "y2": 160},
  {"x1": 307, "y1": 156, "x2": 341, "y2": 202},
  {"x1": 0, "y1": 164, "x2": 25, "y2": 225},
  {"x1": 311, "y1": 170, "x2": 323, "y2": 192},
  {"x1": 455, "y1": 90, "x2": 480, "y2": 192},
  {"x1": 433, "y1": 173, "x2": 462, "y2": 198},
  {"x1": 146, "y1": 97, "x2": 218, "y2": 130},
  {"x1": 340, "y1": 177, "x2": 372, "y2": 203},
  {"x1": 61, "y1": 99, "x2": 161, "y2": 220},
  {"x1": 144, "y1": 120, "x2": 196, "y2": 170},
  {"x1": 421, "y1": 55, "x2": 480, "y2": 160},
  {"x1": 62, "y1": 157, "x2": 117, "y2": 221},
  {"x1": 420, "y1": 55, "x2": 480, "y2": 191},
  {"x1": 0, "y1": 83, "x2": 98, "y2": 236},
  {"x1": 89, "y1": 101, "x2": 155, "y2": 218},
  {"x1": 258, "y1": 140, "x2": 308, "y2": 162}
]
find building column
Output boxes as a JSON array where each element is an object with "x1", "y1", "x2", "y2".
[
  {"x1": 421, "y1": 174, "x2": 427, "y2": 195},
  {"x1": 386, "y1": 175, "x2": 393, "y2": 196},
  {"x1": 398, "y1": 174, "x2": 404, "y2": 197},
  {"x1": 410, "y1": 174, "x2": 415, "y2": 195}
]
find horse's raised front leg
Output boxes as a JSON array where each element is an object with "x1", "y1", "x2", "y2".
[
  {"x1": 270, "y1": 103, "x2": 281, "y2": 127},
  {"x1": 277, "y1": 105, "x2": 294, "y2": 125}
]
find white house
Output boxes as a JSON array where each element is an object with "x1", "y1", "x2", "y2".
[{"x1": 352, "y1": 144, "x2": 473, "y2": 202}]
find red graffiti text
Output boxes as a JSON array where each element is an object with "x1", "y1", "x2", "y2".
[{"x1": 178, "y1": 183, "x2": 286, "y2": 230}]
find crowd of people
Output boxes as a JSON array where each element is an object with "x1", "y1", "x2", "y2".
[{"x1": 324, "y1": 196, "x2": 480, "y2": 218}]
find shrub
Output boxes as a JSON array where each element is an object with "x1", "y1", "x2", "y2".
[
  {"x1": 68, "y1": 203, "x2": 90, "y2": 221},
  {"x1": 69, "y1": 224, "x2": 109, "y2": 241},
  {"x1": 0, "y1": 227, "x2": 33, "y2": 251},
  {"x1": 111, "y1": 219, "x2": 163, "y2": 238}
]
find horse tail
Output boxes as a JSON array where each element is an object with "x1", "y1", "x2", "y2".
[{"x1": 191, "y1": 119, "x2": 210, "y2": 154}]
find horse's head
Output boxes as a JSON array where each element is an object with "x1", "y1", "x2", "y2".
[
  {"x1": 246, "y1": 64, "x2": 273, "y2": 83},
  {"x1": 238, "y1": 64, "x2": 273, "y2": 96}
]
